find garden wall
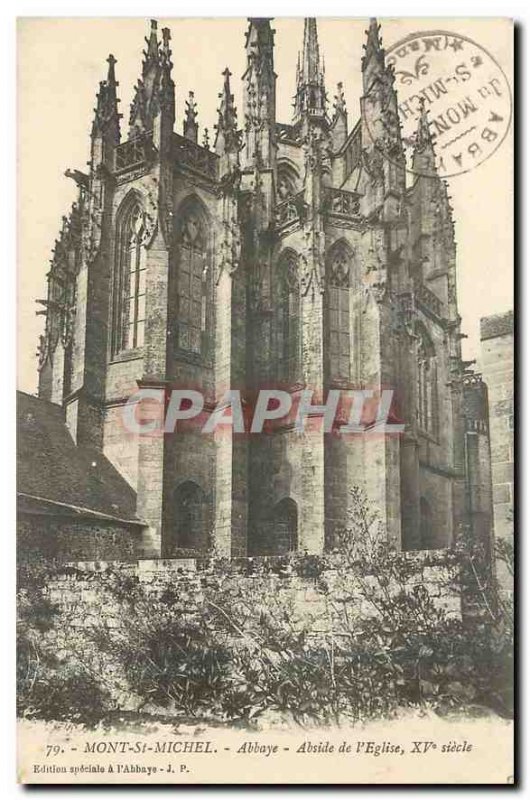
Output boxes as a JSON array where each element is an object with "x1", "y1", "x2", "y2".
[{"x1": 45, "y1": 552, "x2": 463, "y2": 634}]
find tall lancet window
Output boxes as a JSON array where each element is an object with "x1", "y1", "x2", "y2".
[
  {"x1": 276, "y1": 162, "x2": 300, "y2": 200},
  {"x1": 326, "y1": 241, "x2": 353, "y2": 384},
  {"x1": 277, "y1": 250, "x2": 301, "y2": 385},
  {"x1": 417, "y1": 326, "x2": 438, "y2": 437},
  {"x1": 112, "y1": 196, "x2": 146, "y2": 356},
  {"x1": 175, "y1": 202, "x2": 209, "y2": 355}
]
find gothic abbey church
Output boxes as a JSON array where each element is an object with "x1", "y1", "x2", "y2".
[{"x1": 27, "y1": 18, "x2": 494, "y2": 561}]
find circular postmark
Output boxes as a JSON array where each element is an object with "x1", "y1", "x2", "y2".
[{"x1": 364, "y1": 29, "x2": 512, "y2": 179}]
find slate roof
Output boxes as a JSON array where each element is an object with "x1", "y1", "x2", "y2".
[
  {"x1": 17, "y1": 391, "x2": 140, "y2": 524},
  {"x1": 480, "y1": 310, "x2": 514, "y2": 341}
]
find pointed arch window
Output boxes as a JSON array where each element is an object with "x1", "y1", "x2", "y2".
[
  {"x1": 112, "y1": 198, "x2": 146, "y2": 356},
  {"x1": 277, "y1": 162, "x2": 300, "y2": 200},
  {"x1": 175, "y1": 204, "x2": 209, "y2": 355},
  {"x1": 326, "y1": 242, "x2": 353, "y2": 384},
  {"x1": 277, "y1": 250, "x2": 301, "y2": 385},
  {"x1": 417, "y1": 327, "x2": 438, "y2": 437}
]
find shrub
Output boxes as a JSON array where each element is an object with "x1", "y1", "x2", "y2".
[
  {"x1": 17, "y1": 562, "x2": 114, "y2": 725},
  {"x1": 90, "y1": 577, "x2": 235, "y2": 719},
  {"x1": 324, "y1": 488, "x2": 514, "y2": 717}
]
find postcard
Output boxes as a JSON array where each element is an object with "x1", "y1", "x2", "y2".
[{"x1": 17, "y1": 16, "x2": 514, "y2": 785}]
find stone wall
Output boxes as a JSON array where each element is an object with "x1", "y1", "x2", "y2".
[
  {"x1": 44, "y1": 552, "x2": 463, "y2": 635},
  {"x1": 18, "y1": 515, "x2": 141, "y2": 563},
  {"x1": 480, "y1": 311, "x2": 514, "y2": 593},
  {"x1": 463, "y1": 377, "x2": 495, "y2": 566}
]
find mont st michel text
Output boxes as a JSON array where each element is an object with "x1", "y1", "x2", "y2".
[{"x1": 83, "y1": 740, "x2": 215, "y2": 754}]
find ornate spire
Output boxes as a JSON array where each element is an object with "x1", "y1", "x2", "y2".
[
  {"x1": 364, "y1": 18, "x2": 384, "y2": 65},
  {"x1": 362, "y1": 17, "x2": 386, "y2": 92},
  {"x1": 183, "y1": 91, "x2": 199, "y2": 143},
  {"x1": 245, "y1": 18, "x2": 275, "y2": 71},
  {"x1": 214, "y1": 68, "x2": 240, "y2": 157},
  {"x1": 293, "y1": 18, "x2": 326, "y2": 127},
  {"x1": 202, "y1": 128, "x2": 210, "y2": 150},
  {"x1": 333, "y1": 81, "x2": 347, "y2": 117},
  {"x1": 106, "y1": 53, "x2": 117, "y2": 91},
  {"x1": 412, "y1": 98, "x2": 437, "y2": 175},
  {"x1": 414, "y1": 98, "x2": 432, "y2": 149},
  {"x1": 144, "y1": 19, "x2": 159, "y2": 71},
  {"x1": 129, "y1": 19, "x2": 174, "y2": 136},
  {"x1": 359, "y1": 19, "x2": 406, "y2": 212},
  {"x1": 159, "y1": 26, "x2": 175, "y2": 112},
  {"x1": 91, "y1": 54, "x2": 121, "y2": 142},
  {"x1": 330, "y1": 81, "x2": 348, "y2": 149},
  {"x1": 161, "y1": 25, "x2": 171, "y2": 56},
  {"x1": 129, "y1": 20, "x2": 160, "y2": 134},
  {"x1": 302, "y1": 18, "x2": 320, "y2": 84},
  {"x1": 242, "y1": 18, "x2": 276, "y2": 169}
]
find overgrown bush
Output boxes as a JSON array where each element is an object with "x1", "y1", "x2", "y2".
[
  {"x1": 89, "y1": 575, "x2": 235, "y2": 718},
  {"x1": 17, "y1": 563, "x2": 114, "y2": 725},
  {"x1": 324, "y1": 488, "x2": 513, "y2": 717}
]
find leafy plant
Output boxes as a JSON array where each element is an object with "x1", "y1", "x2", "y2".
[{"x1": 17, "y1": 562, "x2": 114, "y2": 725}]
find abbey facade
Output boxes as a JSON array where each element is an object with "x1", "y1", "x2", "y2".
[{"x1": 36, "y1": 18, "x2": 493, "y2": 560}]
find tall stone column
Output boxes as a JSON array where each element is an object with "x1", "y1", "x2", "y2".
[
  {"x1": 212, "y1": 268, "x2": 234, "y2": 558},
  {"x1": 130, "y1": 22, "x2": 175, "y2": 557},
  {"x1": 64, "y1": 55, "x2": 120, "y2": 449},
  {"x1": 297, "y1": 130, "x2": 326, "y2": 554},
  {"x1": 136, "y1": 223, "x2": 171, "y2": 557},
  {"x1": 211, "y1": 68, "x2": 246, "y2": 557},
  {"x1": 355, "y1": 227, "x2": 403, "y2": 549}
]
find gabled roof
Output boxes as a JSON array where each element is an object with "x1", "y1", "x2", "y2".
[{"x1": 17, "y1": 391, "x2": 140, "y2": 524}]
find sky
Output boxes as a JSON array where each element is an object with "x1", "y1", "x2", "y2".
[{"x1": 17, "y1": 17, "x2": 513, "y2": 394}]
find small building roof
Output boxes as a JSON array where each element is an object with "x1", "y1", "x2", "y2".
[
  {"x1": 17, "y1": 391, "x2": 140, "y2": 524},
  {"x1": 480, "y1": 310, "x2": 514, "y2": 341}
]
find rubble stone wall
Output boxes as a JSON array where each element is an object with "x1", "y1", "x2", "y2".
[{"x1": 45, "y1": 552, "x2": 462, "y2": 634}]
